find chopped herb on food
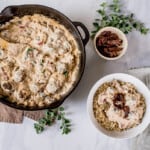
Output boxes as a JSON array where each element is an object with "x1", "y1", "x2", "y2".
[
  {"x1": 91, "y1": 0, "x2": 149, "y2": 38},
  {"x1": 26, "y1": 48, "x2": 34, "y2": 58},
  {"x1": 34, "y1": 107, "x2": 71, "y2": 135},
  {"x1": 63, "y1": 71, "x2": 68, "y2": 77}
]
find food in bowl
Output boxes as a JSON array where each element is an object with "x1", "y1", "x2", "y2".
[
  {"x1": 96, "y1": 31, "x2": 123, "y2": 58},
  {"x1": 0, "y1": 14, "x2": 81, "y2": 107},
  {"x1": 93, "y1": 79, "x2": 146, "y2": 131},
  {"x1": 94, "y1": 27, "x2": 128, "y2": 60}
]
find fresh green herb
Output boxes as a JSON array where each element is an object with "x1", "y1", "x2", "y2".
[
  {"x1": 91, "y1": 0, "x2": 149, "y2": 38},
  {"x1": 26, "y1": 48, "x2": 34, "y2": 58},
  {"x1": 34, "y1": 107, "x2": 71, "y2": 135},
  {"x1": 60, "y1": 118, "x2": 71, "y2": 134},
  {"x1": 63, "y1": 71, "x2": 68, "y2": 77},
  {"x1": 34, "y1": 123, "x2": 44, "y2": 134}
]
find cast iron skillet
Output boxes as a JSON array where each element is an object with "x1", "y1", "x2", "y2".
[{"x1": 0, "y1": 5, "x2": 89, "y2": 111}]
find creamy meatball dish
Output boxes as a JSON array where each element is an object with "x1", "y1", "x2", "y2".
[
  {"x1": 0, "y1": 14, "x2": 80, "y2": 107},
  {"x1": 93, "y1": 79, "x2": 146, "y2": 131}
]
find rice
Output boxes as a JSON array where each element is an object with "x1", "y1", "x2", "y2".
[{"x1": 93, "y1": 79, "x2": 146, "y2": 131}]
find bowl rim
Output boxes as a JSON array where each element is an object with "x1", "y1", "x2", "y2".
[
  {"x1": 87, "y1": 73, "x2": 150, "y2": 139},
  {"x1": 93, "y1": 27, "x2": 128, "y2": 60}
]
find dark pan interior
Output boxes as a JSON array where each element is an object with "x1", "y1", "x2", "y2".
[{"x1": 0, "y1": 5, "x2": 87, "y2": 110}]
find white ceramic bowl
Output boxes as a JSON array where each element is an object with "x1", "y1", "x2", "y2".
[
  {"x1": 87, "y1": 73, "x2": 150, "y2": 139},
  {"x1": 94, "y1": 27, "x2": 128, "y2": 60}
]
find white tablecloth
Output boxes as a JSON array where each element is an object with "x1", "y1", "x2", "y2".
[{"x1": 0, "y1": 0, "x2": 150, "y2": 149}]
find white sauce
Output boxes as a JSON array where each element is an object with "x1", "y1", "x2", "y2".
[{"x1": 98, "y1": 80, "x2": 145, "y2": 129}]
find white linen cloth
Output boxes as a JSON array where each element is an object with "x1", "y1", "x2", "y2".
[
  {"x1": 128, "y1": 67, "x2": 150, "y2": 150},
  {"x1": 128, "y1": 67, "x2": 150, "y2": 81}
]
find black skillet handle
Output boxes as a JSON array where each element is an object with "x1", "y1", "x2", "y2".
[
  {"x1": 0, "y1": 6, "x2": 15, "y2": 24},
  {"x1": 1, "y1": 5, "x2": 17, "y2": 15},
  {"x1": 0, "y1": 15, "x2": 13, "y2": 24},
  {"x1": 73, "y1": 22, "x2": 90, "y2": 46}
]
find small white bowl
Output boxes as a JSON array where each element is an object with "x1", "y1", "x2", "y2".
[
  {"x1": 94, "y1": 27, "x2": 128, "y2": 60},
  {"x1": 87, "y1": 73, "x2": 150, "y2": 139}
]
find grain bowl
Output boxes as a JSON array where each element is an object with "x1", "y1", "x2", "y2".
[{"x1": 87, "y1": 73, "x2": 150, "y2": 139}]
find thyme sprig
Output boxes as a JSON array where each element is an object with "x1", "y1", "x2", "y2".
[
  {"x1": 34, "y1": 107, "x2": 71, "y2": 135},
  {"x1": 92, "y1": 0, "x2": 149, "y2": 38}
]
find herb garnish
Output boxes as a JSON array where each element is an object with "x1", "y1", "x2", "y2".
[
  {"x1": 63, "y1": 71, "x2": 68, "y2": 77},
  {"x1": 34, "y1": 107, "x2": 71, "y2": 135},
  {"x1": 26, "y1": 48, "x2": 34, "y2": 58},
  {"x1": 91, "y1": 0, "x2": 149, "y2": 38}
]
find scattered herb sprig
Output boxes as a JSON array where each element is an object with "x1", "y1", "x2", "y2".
[
  {"x1": 34, "y1": 107, "x2": 71, "y2": 135},
  {"x1": 91, "y1": 0, "x2": 149, "y2": 38}
]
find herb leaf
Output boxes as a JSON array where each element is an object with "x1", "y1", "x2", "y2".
[
  {"x1": 26, "y1": 47, "x2": 34, "y2": 58},
  {"x1": 34, "y1": 107, "x2": 71, "y2": 135},
  {"x1": 91, "y1": 0, "x2": 149, "y2": 38},
  {"x1": 63, "y1": 71, "x2": 68, "y2": 77},
  {"x1": 34, "y1": 123, "x2": 44, "y2": 134}
]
